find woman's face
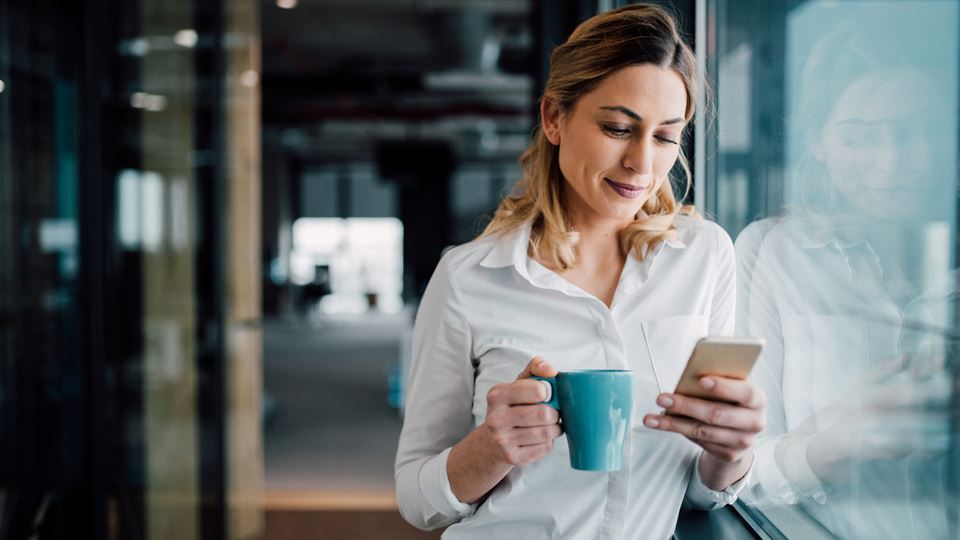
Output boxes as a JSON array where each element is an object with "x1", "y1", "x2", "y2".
[
  {"x1": 542, "y1": 64, "x2": 688, "y2": 227},
  {"x1": 817, "y1": 69, "x2": 946, "y2": 220}
]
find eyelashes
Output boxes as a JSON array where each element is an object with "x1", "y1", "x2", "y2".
[
  {"x1": 600, "y1": 124, "x2": 679, "y2": 145},
  {"x1": 601, "y1": 125, "x2": 631, "y2": 138}
]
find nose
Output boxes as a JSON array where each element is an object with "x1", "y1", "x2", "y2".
[
  {"x1": 622, "y1": 137, "x2": 654, "y2": 177},
  {"x1": 864, "y1": 130, "x2": 900, "y2": 188}
]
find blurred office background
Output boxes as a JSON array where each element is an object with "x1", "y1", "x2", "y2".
[{"x1": 0, "y1": 1, "x2": 957, "y2": 539}]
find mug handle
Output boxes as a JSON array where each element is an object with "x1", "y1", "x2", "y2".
[{"x1": 531, "y1": 376, "x2": 559, "y2": 409}]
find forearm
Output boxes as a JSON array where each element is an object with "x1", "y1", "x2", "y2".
[
  {"x1": 698, "y1": 450, "x2": 754, "y2": 491},
  {"x1": 447, "y1": 424, "x2": 514, "y2": 504},
  {"x1": 803, "y1": 431, "x2": 847, "y2": 483}
]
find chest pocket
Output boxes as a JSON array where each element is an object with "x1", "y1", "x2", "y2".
[{"x1": 640, "y1": 314, "x2": 709, "y2": 394}]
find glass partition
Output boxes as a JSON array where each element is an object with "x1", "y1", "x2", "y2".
[
  {"x1": 0, "y1": 0, "x2": 261, "y2": 538},
  {"x1": 705, "y1": 1, "x2": 960, "y2": 538}
]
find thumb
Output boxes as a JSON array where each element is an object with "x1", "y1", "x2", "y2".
[
  {"x1": 864, "y1": 353, "x2": 907, "y2": 384},
  {"x1": 516, "y1": 356, "x2": 558, "y2": 380}
]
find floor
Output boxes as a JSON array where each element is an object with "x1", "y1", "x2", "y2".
[{"x1": 262, "y1": 312, "x2": 441, "y2": 539}]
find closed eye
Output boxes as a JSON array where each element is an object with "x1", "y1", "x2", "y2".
[
  {"x1": 601, "y1": 124, "x2": 631, "y2": 138},
  {"x1": 656, "y1": 135, "x2": 679, "y2": 145}
]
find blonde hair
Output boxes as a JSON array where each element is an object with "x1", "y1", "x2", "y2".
[{"x1": 481, "y1": 3, "x2": 699, "y2": 269}]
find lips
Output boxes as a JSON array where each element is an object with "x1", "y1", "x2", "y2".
[{"x1": 604, "y1": 178, "x2": 648, "y2": 199}]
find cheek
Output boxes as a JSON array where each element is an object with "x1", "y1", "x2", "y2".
[
  {"x1": 559, "y1": 131, "x2": 620, "y2": 181},
  {"x1": 823, "y1": 151, "x2": 857, "y2": 178},
  {"x1": 556, "y1": 143, "x2": 582, "y2": 187},
  {"x1": 822, "y1": 147, "x2": 863, "y2": 195},
  {"x1": 654, "y1": 147, "x2": 682, "y2": 177}
]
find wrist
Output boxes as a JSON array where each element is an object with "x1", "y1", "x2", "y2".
[
  {"x1": 699, "y1": 450, "x2": 753, "y2": 491},
  {"x1": 447, "y1": 424, "x2": 514, "y2": 504},
  {"x1": 806, "y1": 432, "x2": 847, "y2": 482}
]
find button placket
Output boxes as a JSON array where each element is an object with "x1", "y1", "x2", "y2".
[
  {"x1": 598, "y1": 310, "x2": 628, "y2": 370},
  {"x1": 604, "y1": 311, "x2": 630, "y2": 369}
]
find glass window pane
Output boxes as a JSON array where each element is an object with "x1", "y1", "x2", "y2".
[{"x1": 709, "y1": 1, "x2": 960, "y2": 538}]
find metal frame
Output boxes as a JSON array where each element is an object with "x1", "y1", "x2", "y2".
[
  {"x1": 194, "y1": 0, "x2": 228, "y2": 538},
  {"x1": 693, "y1": 0, "x2": 707, "y2": 212},
  {"x1": 79, "y1": 0, "x2": 111, "y2": 536},
  {"x1": 950, "y1": 5, "x2": 960, "y2": 532}
]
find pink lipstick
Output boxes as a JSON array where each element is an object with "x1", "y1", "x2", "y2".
[{"x1": 604, "y1": 178, "x2": 646, "y2": 199}]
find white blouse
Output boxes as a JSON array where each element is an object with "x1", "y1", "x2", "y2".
[
  {"x1": 735, "y1": 218, "x2": 951, "y2": 539},
  {"x1": 395, "y1": 215, "x2": 750, "y2": 539}
]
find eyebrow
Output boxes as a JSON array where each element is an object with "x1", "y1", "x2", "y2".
[
  {"x1": 832, "y1": 118, "x2": 893, "y2": 127},
  {"x1": 831, "y1": 117, "x2": 880, "y2": 125},
  {"x1": 599, "y1": 105, "x2": 684, "y2": 125}
]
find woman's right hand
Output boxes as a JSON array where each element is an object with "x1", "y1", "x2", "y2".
[
  {"x1": 794, "y1": 355, "x2": 953, "y2": 483},
  {"x1": 483, "y1": 356, "x2": 563, "y2": 467}
]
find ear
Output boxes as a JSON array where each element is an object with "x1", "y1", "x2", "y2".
[{"x1": 540, "y1": 98, "x2": 564, "y2": 145}]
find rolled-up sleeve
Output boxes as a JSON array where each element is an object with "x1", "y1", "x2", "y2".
[
  {"x1": 395, "y1": 253, "x2": 478, "y2": 530},
  {"x1": 684, "y1": 449, "x2": 754, "y2": 510}
]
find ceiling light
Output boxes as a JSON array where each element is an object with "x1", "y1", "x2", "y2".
[
  {"x1": 240, "y1": 70, "x2": 259, "y2": 88},
  {"x1": 130, "y1": 92, "x2": 167, "y2": 112},
  {"x1": 123, "y1": 37, "x2": 150, "y2": 57},
  {"x1": 143, "y1": 94, "x2": 167, "y2": 112},
  {"x1": 276, "y1": 0, "x2": 298, "y2": 9},
  {"x1": 130, "y1": 92, "x2": 148, "y2": 108},
  {"x1": 0, "y1": 80, "x2": 5, "y2": 94},
  {"x1": 174, "y1": 29, "x2": 198, "y2": 48}
]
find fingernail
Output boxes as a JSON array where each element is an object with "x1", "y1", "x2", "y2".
[
  {"x1": 657, "y1": 395, "x2": 674, "y2": 407},
  {"x1": 700, "y1": 377, "x2": 716, "y2": 389},
  {"x1": 538, "y1": 380, "x2": 553, "y2": 402},
  {"x1": 645, "y1": 417, "x2": 660, "y2": 428}
]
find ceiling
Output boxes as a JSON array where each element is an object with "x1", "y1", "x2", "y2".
[{"x1": 260, "y1": 0, "x2": 536, "y2": 163}]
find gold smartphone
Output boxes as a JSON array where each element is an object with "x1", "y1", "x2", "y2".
[{"x1": 673, "y1": 337, "x2": 764, "y2": 399}]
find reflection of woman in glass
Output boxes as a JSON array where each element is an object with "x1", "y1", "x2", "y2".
[
  {"x1": 396, "y1": 5, "x2": 766, "y2": 538},
  {"x1": 736, "y1": 4, "x2": 958, "y2": 538}
]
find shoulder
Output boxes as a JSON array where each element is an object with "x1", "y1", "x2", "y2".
[
  {"x1": 735, "y1": 218, "x2": 778, "y2": 247},
  {"x1": 734, "y1": 217, "x2": 782, "y2": 261},
  {"x1": 422, "y1": 233, "x2": 516, "y2": 316},
  {"x1": 435, "y1": 234, "x2": 501, "y2": 275},
  {"x1": 735, "y1": 217, "x2": 813, "y2": 268},
  {"x1": 430, "y1": 231, "x2": 517, "y2": 295},
  {"x1": 674, "y1": 214, "x2": 733, "y2": 256}
]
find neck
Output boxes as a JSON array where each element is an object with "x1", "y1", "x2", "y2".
[{"x1": 566, "y1": 208, "x2": 630, "y2": 269}]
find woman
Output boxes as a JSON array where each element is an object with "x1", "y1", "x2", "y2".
[
  {"x1": 735, "y1": 3, "x2": 956, "y2": 538},
  {"x1": 396, "y1": 5, "x2": 765, "y2": 538}
]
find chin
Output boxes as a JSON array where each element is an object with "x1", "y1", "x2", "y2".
[{"x1": 604, "y1": 205, "x2": 645, "y2": 223}]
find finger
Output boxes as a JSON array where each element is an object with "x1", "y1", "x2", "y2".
[
  {"x1": 505, "y1": 424, "x2": 563, "y2": 446},
  {"x1": 911, "y1": 353, "x2": 946, "y2": 380},
  {"x1": 493, "y1": 404, "x2": 560, "y2": 428},
  {"x1": 644, "y1": 414, "x2": 756, "y2": 450},
  {"x1": 657, "y1": 393, "x2": 765, "y2": 432},
  {"x1": 502, "y1": 441, "x2": 555, "y2": 466},
  {"x1": 693, "y1": 377, "x2": 765, "y2": 409},
  {"x1": 865, "y1": 353, "x2": 909, "y2": 383},
  {"x1": 487, "y1": 380, "x2": 555, "y2": 407},
  {"x1": 869, "y1": 376, "x2": 953, "y2": 410},
  {"x1": 516, "y1": 356, "x2": 558, "y2": 380}
]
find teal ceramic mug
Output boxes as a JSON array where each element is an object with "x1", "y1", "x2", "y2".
[{"x1": 534, "y1": 370, "x2": 635, "y2": 471}]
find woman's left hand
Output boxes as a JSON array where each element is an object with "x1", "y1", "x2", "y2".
[{"x1": 643, "y1": 376, "x2": 766, "y2": 487}]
